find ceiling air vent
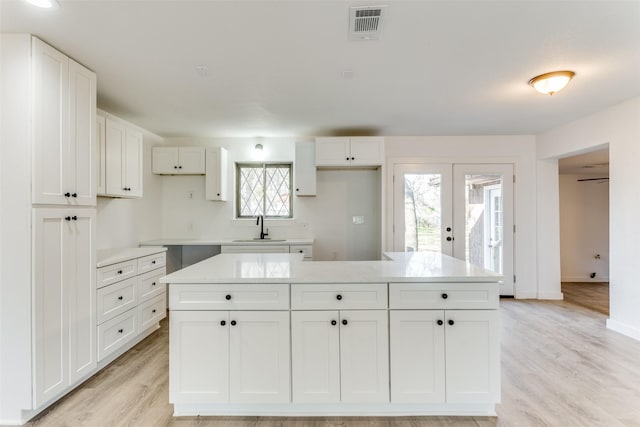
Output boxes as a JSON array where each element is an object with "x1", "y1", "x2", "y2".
[{"x1": 349, "y1": 5, "x2": 386, "y2": 41}]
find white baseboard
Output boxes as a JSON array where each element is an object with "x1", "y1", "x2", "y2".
[
  {"x1": 537, "y1": 292, "x2": 564, "y2": 300},
  {"x1": 561, "y1": 276, "x2": 609, "y2": 282},
  {"x1": 514, "y1": 291, "x2": 537, "y2": 299},
  {"x1": 607, "y1": 319, "x2": 640, "y2": 342}
]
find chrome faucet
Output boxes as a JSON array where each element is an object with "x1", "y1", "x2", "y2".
[{"x1": 256, "y1": 215, "x2": 269, "y2": 240}]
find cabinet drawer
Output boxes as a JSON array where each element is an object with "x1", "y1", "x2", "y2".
[
  {"x1": 290, "y1": 245, "x2": 313, "y2": 259},
  {"x1": 97, "y1": 309, "x2": 137, "y2": 361},
  {"x1": 137, "y1": 252, "x2": 166, "y2": 275},
  {"x1": 138, "y1": 293, "x2": 166, "y2": 331},
  {"x1": 138, "y1": 267, "x2": 166, "y2": 302},
  {"x1": 221, "y1": 245, "x2": 290, "y2": 254},
  {"x1": 389, "y1": 283, "x2": 498, "y2": 310},
  {"x1": 170, "y1": 284, "x2": 290, "y2": 310},
  {"x1": 291, "y1": 283, "x2": 388, "y2": 310},
  {"x1": 97, "y1": 277, "x2": 137, "y2": 324},
  {"x1": 96, "y1": 259, "x2": 137, "y2": 289}
]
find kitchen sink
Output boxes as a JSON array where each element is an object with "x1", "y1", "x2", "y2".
[{"x1": 232, "y1": 239, "x2": 287, "y2": 242}]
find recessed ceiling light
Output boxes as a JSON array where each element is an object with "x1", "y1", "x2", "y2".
[
  {"x1": 23, "y1": 0, "x2": 59, "y2": 9},
  {"x1": 528, "y1": 70, "x2": 575, "y2": 95}
]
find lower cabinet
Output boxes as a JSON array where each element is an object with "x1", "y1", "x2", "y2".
[
  {"x1": 170, "y1": 310, "x2": 290, "y2": 404},
  {"x1": 291, "y1": 310, "x2": 389, "y2": 403},
  {"x1": 390, "y1": 309, "x2": 500, "y2": 404},
  {"x1": 33, "y1": 208, "x2": 96, "y2": 407}
]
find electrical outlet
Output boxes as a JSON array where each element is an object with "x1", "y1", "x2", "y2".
[
  {"x1": 188, "y1": 190, "x2": 194, "y2": 199},
  {"x1": 353, "y1": 215, "x2": 365, "y2": 225}
]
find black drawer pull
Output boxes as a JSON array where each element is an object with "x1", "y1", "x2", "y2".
[
  {"x1": 441, "y1": 293, "x2": 448, "y2": 299},
  {"x1": 336, "y1": 294, "x2": 342, "y2": 301},
  {"x1": 437, "y1": 320, "x2": 444, "y2": 326},
  {"x1": 117, "y1": 270, "x2": 123, "y2": 274},
  {"x1": 65, "y1": 216, "x2": 71, "y2": 221},
  {"x1": 220, "y1": 320, "x2": 226, "y2": 326},
  {"x1": 331, "y1": 320, "x2": 337, "y2": 326},
  {"x1": 64, "y1": 192, "x2": 71, "y2": 197},
  {"x1": 118, "y1": 329, "x2": 123, "y2": 333},
  {"x1": 152, "y1": 282, "x2": 156, "y2": 286},
  {"x1": 152, "y1": 309, "x2": 156, "y2": 313},
  {"x1": 225, "y1": 294, "x2": 232, "y2": 300},
  {"x1": 448, "y1": 319, "x2": 455, "y2": 326},
  {"x1": 151, "y1": 260, "x2": 156, "y2": 264},
  {"x1": 230, "y1": 320, "x2": 237, "y2": 326},
  {"x1": 342, "y1": 319, "x2": 348, "y2": 325},
  {"x1": 118, "y1": 296, "x2": 123, "y2": 300}
]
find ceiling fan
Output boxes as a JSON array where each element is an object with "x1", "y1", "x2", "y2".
[{"x1": 577, "y1": 177, "x2": 609, "y2": 183}]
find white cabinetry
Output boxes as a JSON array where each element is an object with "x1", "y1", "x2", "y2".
[
  {"x1": 294, "y1": 141, "x2": 316, "y2": 196},
  {"x1": 291, "y1": 283, "x2": 389, "y2": 403},
  {"x1": 32, "y1": 37, "x2": 96, "y2": 206},
  {"x1": 315, "y1": 137, "x2": 384, "y2": 167},
  {"x1": 96, "y1": 250, "x2": 166, "y2": 362},
  {"x1": 170, "y1": 291, "x2": 290, "y2": 404},
  {"x1": 96, "y1": 114, "x2": 106, "y2": 195},
  {"x1": 33, "y1": 208, "x2": 96, "y2": 407},
  {"x1": 105, "y1": 118, "x2": 143, "y2": 198},
  {"x1": 205, "y1": 147, "x2": 228, "y2": 201},
  {"x1": 152, "y1": 147, "x2": 205, "y2": 175},
  {"x1": 389, "y1": 283, "x2": 500, "y2": 404}
]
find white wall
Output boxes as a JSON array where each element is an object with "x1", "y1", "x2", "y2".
[
  {"x1": 95, "y1": 111, "x2": 164, "y2": 250},
  {"x1": 559, "y1": 174, "x2": 609, "y2": 282},
  {"x1": 159, "y1": 137, "x2": 381, "y2": 261},
  {"x1": 537, "y1": 96, "x2": 640, "y2": 341},
  {"x1": 384, "y1": 135, "x2": 538, "y2": 299}
]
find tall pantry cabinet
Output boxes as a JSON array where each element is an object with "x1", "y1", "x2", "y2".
[{"x1": 0, "y1": 34, "x2": 97, "y2": 422}]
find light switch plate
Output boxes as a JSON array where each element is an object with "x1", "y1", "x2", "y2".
[{"x1": 353, "y1": 215, "x2": 365, "y2": 225}]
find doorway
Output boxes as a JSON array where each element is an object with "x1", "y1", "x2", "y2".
[{"x1": 393, "y1": 163, "x2": 514, "y2": 295}]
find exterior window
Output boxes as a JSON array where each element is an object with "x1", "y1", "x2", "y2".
[{"x1": 236, "y1": 163, "x2": 292, "y2": 218}]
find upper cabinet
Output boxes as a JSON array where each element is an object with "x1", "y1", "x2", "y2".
[
  {"x1": 294, "y1": 141, "x2": 316, "y2": 196},
  {"x1": 315, "y1": 137, "x2": 384, "y2": 167},
  {"x1": 32, "y1": 37, "x2": 97, "y2": 206},
  {"x1": 205, "y1": 147, "x2": 228, "y2": 201},
  {"x1": 104, "y1": 117, "x2": 143, "y2": 198},
  {"x1": 152, "y1": 147, "x2": 205, "y2": 175}
]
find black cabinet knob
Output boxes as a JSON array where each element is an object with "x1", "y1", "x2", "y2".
[
  {"x1": 346, "y1": 157, "x2": 350, "y2": 161},
  {"x1": 230, "y1": 320, "x2": 237, "y2": 326},
  {"x1": 299, "y1": 250, "x2": 303, "y2": 253},
  {"x1": 152, "y1": 309, "x2": 156, "y2": 313},
  {"x1": 448, "y1": 319, "x2": 455, "y2": 326},
  {"x1": 64, "y1": 192, "x2": 71, "y2": 197},
  {"x1": 118, "y1": 296, "x2": 123, "y2": 300},
  {"x1": 152, "y1": 260, "x2": 156, "y2": 264},
  {"x1": 216, "y1": 193, "x2": 220, "y2": 196},
  {"x1": 72, "y1": 193, "x2": 77, "y2": 198},
  {"x1": 117, "y1": 270, "x2": 123, "y2": 274},
  {"x1": 336, "y1": 294, "x2": 342, "y2": 301},
  {"x1": 178, "y1": 166, "x2": 182, "y2": 169},
  {"x1": 446, "y1": 227, "x2": 452, "y2": 232},
  {"x1": 441, "y1": 293, "x2": 448, "y2": 299},
  {"x1": 220, "y1": 320, "x2": 226, "y2": 326},
  {"x1": 118, "y1": 329, "x2": 123, "y2": 333},
  {"x1": 331, "y1": 320, "x2": 337, "y2": 326},
  {"x1": 71, "y1": 216, "x2": 77, "y2": 221},
  {"x1": 342, "y1": 319, "x2": 348, "y2": 325},
  {"x1": 152, "y1": 282, "x2": 156, "y2": 286},
  {"x1": 65, "y1": 216, "x2": 71, "y2": 221},
  {"x1": 437, "y1": 320, "x2": 444, "y2": 326},
  {"x1": 446, "y1": 236, "x2": 453, "y2": 241},
  {"x1": 225, "y1": 294, "x2": 232, "y2": 300},
  {"x1": 296, "y1": 188, "x2": 299, "y2": 191},
  {"x1": 351, "y1": 157, "x2": 355, "y2": 160},
  {"x1": 174, "y1": 166, "x2": 178, "y2": 169}
]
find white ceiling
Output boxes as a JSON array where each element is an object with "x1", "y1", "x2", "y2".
[
  {"x1": 558, "y1": 148, "x2": 609, "y2": 175},
  {"x1": 2, "y1": 1, "x2": 639, "y2": 138}
]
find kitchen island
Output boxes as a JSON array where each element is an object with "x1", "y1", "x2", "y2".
[{"x1": 162, "y1": 251, "x2": 501, "y2": 417}]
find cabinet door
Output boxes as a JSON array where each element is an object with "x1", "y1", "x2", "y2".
[
  {"x1": 33, "y1": 209, "x2": 69, "y2": 406},
  {"x1": 96, "y1": 114, "x2": 106, "y2": 195},
  {"x1": 445, "y1": 310, "x2": 500, "y2": 404},
  {"x1": 294, "y1": 141, "x2": 316, "y2": 196},
  {"x1": 68, "y1": 209, "x2": 96, "y2": 384},
  {"x1": 339, "y1": 310, "x2": 389, "y2": 403},
  {"x1": 349, "y1": 137, "x2": 384, "y2": 166},
  {"x1": 105, "y1": 118, "x2": 126, "y2": 197},
  {"x1": 32, "y1": 37, "x2": 69, "y2": 205},
  {"x1": 152, "y1": 147, "x2": 179, "y2": 174},
  {"x1": 291, "y1": 311, "x2": 340, "y2": 403},
  {"x1": 229, "y1": 311, "x2": 290, "y2": 404},
  {"x1": 315, "y1": 137, "x2": 350, "y2": 167},
  {"x1": 68, "y1": 59, "x2": 96, "y2": 206},
  {"x1": 179, "y1": 147, "x2": 206, "y2": 174},
  {"x1": 389, "y1": 310, "x2": 445, "y2": 403},
  {"x1": 205, "y1": 147, "x2": 228, "y2": 201},
  {"x1": 124, "y1": 128, "x2": 143, "y2": 197},
  {"x1": 170, "y1": 311, "x2": 230, "y2": 404}
]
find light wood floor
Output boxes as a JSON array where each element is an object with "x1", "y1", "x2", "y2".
[{"x1": 18, "y1": 290, "x2": 640, "y2": 427}]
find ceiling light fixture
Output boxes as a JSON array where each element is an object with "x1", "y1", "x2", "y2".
[
  {"x1": 255, "y1": 143, "x2": 263, "y2": 151},
  {"x1": 23, "y1": 0, "x2": 59, "y2": 9},
  {"x1": 528, "y1": 70, "x2": 575, "y2": 95}
]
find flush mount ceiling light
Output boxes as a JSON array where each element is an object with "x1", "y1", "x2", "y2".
[
  {"x1": 528, "y1": 71, "x2": 575, "y2": 95},
  {"x1": 255, "y1": 143, "x2": 263, "y2": 151},
  {"x1": 23, "y1": 0, "x2": 59, "y2": 8}
]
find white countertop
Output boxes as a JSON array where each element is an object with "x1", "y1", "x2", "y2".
[
  {"x1": 139, "y1": 238, "x2": 314, "y2": 246},
  {"x1": 97, "y1": 246, "x2": 167, "y2": 268},
  {"x1": 160, "y1": 251, "x2": 501, "y2": 284}
]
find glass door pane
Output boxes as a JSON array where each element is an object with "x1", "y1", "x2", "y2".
[{"x1": 393, "y1": 164, "x2": 453, "y2": 255}]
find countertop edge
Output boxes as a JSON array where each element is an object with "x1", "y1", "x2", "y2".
[{"x1": 97, "y1": 246, "x2": 168, "y2": 268}]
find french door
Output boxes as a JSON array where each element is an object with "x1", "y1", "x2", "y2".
[{"x1": 393, "y1": 163, "x2": 514, "y2": 295}]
